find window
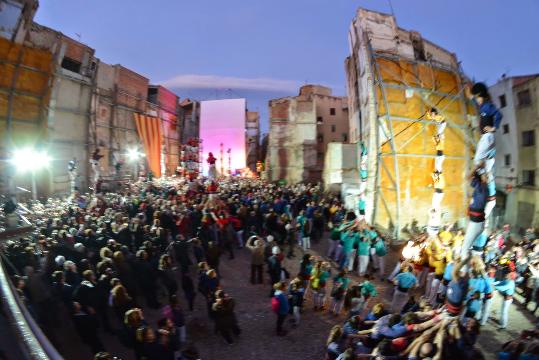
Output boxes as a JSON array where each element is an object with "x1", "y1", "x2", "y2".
[
  {"x1": 330, "y1": 108, "x2": 336, "y2": 116},
  {"x1": 331, "y1": 125, "x2": 336, "y2": 133},
  {"x1": 317, "y1": 134, "x2": 324, "y2": 143},
  {"x1": 504, "y1": 154, "x2": 511, "y2": 166},
  {"x1": 503, "y1": 124, "x2": 509, "y2": 134},
  {"x1": 522, "y1": 170, "x2": 535, "y2": 186},
  {"x1": 317, "y1": 116, "x2": 323, "y2": 124},
  {"x1": 342, "y1": 133, "x2": 348, "y2": 142},
  {"x1": 518, "y1": 89, "x2": 532, "y2": 107},
  {"x1": 522, "y1": 130, "x2": 535, "y2": 147},
  {"x1": 61, "y1": 57, "x2": 82, "y2": 73},
  {"x1": 499, "y1": 94, "x2": 507, "y2": 108},
  {"x1": 147, "y1": 87, "x2": 158, "y2": 103}
]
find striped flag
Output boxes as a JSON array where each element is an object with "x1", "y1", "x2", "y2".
[{"x1": 134, "y1": 113, "x2": 162, "y2": 177}]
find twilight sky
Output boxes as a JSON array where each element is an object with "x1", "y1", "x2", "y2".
[{"x1": 35, "y1": 0, "x2": 539, "y2": 133}]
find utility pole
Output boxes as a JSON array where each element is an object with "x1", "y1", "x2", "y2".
[
  {"x1": 227, "y1": 148, "x2": 231, "y2": 176},
  {"x1": 199, "y1": 138, "x2": 203, "y2": 176},
  {"x1": 220, "y1": 142, "x2": 224, "y2": 176}
]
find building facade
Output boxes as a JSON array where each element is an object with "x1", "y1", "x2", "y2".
[
  {"x1": 15, "y1": 23, "x2": 97, "y2": 196},
  {"x1": 246, "y1": 111, "x2": 260, "y2": 172},
  {"x1": 492, "y1": 75, "x2": 539, "y2": 229},
  {"x1": 513, "y1": 76, "x2": 539, "y2": 229},
  {"x1": 490, "y1": 76, "x2": 520, "y2": 227},
  {"x1": 91, "y1": 63, "x2": 149, "y2": 182},
  {"x1": 179, "y1": 98, "x2": 200, "y2": 143},
  {"x1": 344, "y1": 8, "x2": 474, "y2": 237},
  {"x1": 1, "y1": 5, "x2": 191, "y2": 198},
  {"x1": 0, "y1": 0, "x2": 38, "y2": 44},
  {"x1": 266, "y1": 85, "x2": 348, "y2": 184},
  {"x1": 0, "y1": 18, "x2": 54, "y2": 199},
  {"x1": 148, "y1": 85, "x2": 180, "y2": 175}
]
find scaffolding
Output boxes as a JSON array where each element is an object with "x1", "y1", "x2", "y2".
[
  {"x1": 0, "y1": 35, "x2": 54, "y2": 197},
  {"x1": 368, "y1": 40, "x2": 472, "y2": 239},
  {"x1": 348, "y1": 9, "x2": 476, "y2": 240}
]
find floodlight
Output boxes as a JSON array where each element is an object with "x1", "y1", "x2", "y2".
[
  {"x1": 11, "y1": 148, "x2": 51, "y2": 172},
  {"x1": 127, "y1": 148, "x2": 144, "y2": 161}
]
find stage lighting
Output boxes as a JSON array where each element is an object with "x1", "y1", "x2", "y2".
[
  {"x1": 127, "y1": 148, "x2": 144, "y2": 161},
  {"x1": 11, "y1": 148, "x2": 51, "y2": 172}
]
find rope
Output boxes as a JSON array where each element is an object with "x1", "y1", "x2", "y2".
[{"x1": 380, "y1": 85, "x2": 460, "y2": 147}]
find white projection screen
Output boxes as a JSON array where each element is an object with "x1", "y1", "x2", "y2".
[{"x1": 200, "y1": 99, "x2": 246, "y2": 175}]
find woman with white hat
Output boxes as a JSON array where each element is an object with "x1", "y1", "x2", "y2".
[{"x1": 246, "y1": 235, "x2": 265, "y2": 284}]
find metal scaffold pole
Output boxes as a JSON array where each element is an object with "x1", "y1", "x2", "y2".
[
  {"x1": 368, "y1": 40, "x2": 402, "y2": 240},
  {"x1": 220, "y1": 143, "x2": 224, "y2": 176}
]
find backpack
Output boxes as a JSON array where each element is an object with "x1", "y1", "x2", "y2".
[{"x1": 271, "y1": 296, "x2": 280, "y2": 313}]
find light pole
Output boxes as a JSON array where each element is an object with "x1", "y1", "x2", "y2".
[
  {"x1": 127, "y1": 148, "x2": 145, "y2": 181},
  {"x1": 227, "y1": 148, "x2": 231, "y2": 176},
  {"x1": 10, "y1": 148, "x2": 51, "y2": 201},
  {"x1": 220, "y1": 143, "x2": 224, "y2": 176}
]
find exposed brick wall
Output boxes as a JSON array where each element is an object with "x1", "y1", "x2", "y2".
[
  {"x1": 299, "y1": 85, "x2": 332, "y2": 97},
  {"x1": 156, "y1": 85, "x2": 179, "y2": 114},
  {"x1": 62, "y1": 37, "x2": 91, "y2": 62},
  {"x1": 270, "y1": 100, "x2": 289, "y2": 119},
  {"x1": 115, "y1": 65, "x2": 149, "y2": 110},
  {"x1": 297, "y1": 100, "x2": 313, "y2": 113}
]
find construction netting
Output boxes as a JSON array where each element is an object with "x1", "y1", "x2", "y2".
[
  {"x1": 372, "y1": 57, "x2": 475, "y2": 232},
  {"x1": 0, "y1": 36, "x2": 53, "y2": 150}
]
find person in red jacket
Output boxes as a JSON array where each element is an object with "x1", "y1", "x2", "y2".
[
  {"x1": 207, "y1": 152, "x2": 216, "y2": 165},
  {"x1": 228, "y1": 214, "x2": 244, "y2": 248},
  {"x1": 207, "y1": 152, "x2": 217, "y2": 179}
]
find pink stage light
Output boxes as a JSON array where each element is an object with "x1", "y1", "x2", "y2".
[{"x1": 200, "y1": 99, "x2": 246, "y2": 175}]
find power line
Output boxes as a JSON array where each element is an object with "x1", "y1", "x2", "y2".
[
  {"x1": 387, "y1": 0, "x2": 395, "y2": 17},
  {"x1": 380, "y1": 85, "x2": 460, "y2": 147}
]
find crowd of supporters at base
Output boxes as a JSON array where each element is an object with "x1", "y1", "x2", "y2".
[{"x1": 316, "y1": 220, "x2": 539, "y2": 360}]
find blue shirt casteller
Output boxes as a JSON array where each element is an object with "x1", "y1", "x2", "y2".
[{"x1": 395, "y1": 272, "x2": 417, "y2": 289}]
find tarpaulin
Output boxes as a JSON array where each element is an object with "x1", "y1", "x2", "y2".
[{"x1": 134, "y1": 113, "x2": 162, "y2": 177}]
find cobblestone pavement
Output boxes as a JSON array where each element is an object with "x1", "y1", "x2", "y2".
[{"x1": 51, "y1": 232, "x2": 536, "y2": 360}]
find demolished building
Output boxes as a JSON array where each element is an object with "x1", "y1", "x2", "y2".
[
  {"x1": 343, "y1": 9, "x2": 476, "y2": 238},
  {"x1": 266, "y1": 85, "x2": 348, "y2": 184}
]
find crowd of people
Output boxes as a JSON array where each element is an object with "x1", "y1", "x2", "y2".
[
  {"x1": 1, "y1": 177, "x2": 347, "y2": 359},
  {"x1": 316, "y1": 219, "x2": 539, "y2": 360},
  {"x1": 1, "y1": 174, "x2": 538, "y2": 359}
]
